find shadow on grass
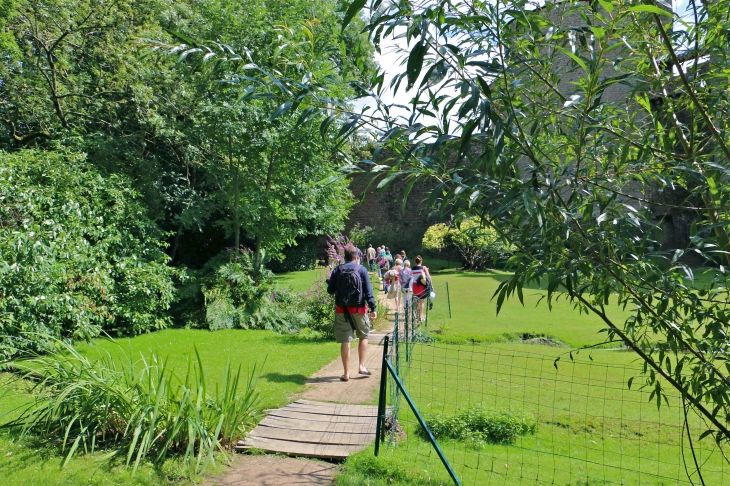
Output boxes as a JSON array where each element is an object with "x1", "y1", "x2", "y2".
[
  {"x1": 276, "y1": 333, "x2": 332, "y2": 345},
  {"x1": 262, "y1": 372, "x2": 308, "y2": 385}
]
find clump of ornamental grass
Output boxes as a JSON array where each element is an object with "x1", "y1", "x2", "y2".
[
  {"x1": 420, "y1": 406, "x2": 537, "y2": 447},
  {"x1": 1, "y1": 337, "x2": 261, "y2": 476}
]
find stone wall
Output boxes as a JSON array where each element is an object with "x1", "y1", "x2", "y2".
[{"x1": 345, "y1": 172, "x2": 439, "y2": 252}]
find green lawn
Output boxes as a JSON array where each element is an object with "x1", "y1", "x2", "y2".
[
  {"x1": 273, "y1": 268, "x2": 328, "y2": 293},
  {"x1": 426, "y1": 269, "x2": 631, "y2": 348},
  {"x1": 339, "y1": 269, "x2": 729, "y2": 485},
  {"x1": 341, "y1": 343, "x2": 728, "y2": 485},
  {"x1": 0, "y1": 329, "x2": 340, "y2": 485}
]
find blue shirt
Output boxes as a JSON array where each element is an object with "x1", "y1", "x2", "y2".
[{"x1": 326, "y1": 262, "x2": 377, "y2": 312}]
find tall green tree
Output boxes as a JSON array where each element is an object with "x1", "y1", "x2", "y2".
[
  {"x1": 1, "y1": 0, "x2": 373, "y2": 269},
  {"x1": 315, "y1": 0, "x2": 730, "y2": 462}
]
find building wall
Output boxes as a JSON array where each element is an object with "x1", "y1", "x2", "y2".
[{"x1": 345, "y1": 172, "x2": 439, "y2": 252}]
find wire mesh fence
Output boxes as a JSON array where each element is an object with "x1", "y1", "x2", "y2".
[{"x1": 376, "y1": 291, "x2": 730, "y2": 485}]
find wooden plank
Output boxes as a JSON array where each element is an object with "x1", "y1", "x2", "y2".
[
  {"x1": 257, "y1": 416, "x2": 377, "y2": 434},
  {"x1": 283, "y1": 403, "x2": 379, "y2": 417},
  {"x1": 249, "y1": 424, "x2": 374, "y2": 445},
  {"x1": 267, "y1": 409, "x2": 377, "y2": 424},
  {"x1": 288, "y1": 401, "x2": 378, "y2": 411},
  {"x1": 237, "y1": 436, "x2": 366, "y2": 459},
  {"x1": 296, "y1": 399, "x2": 379, "y2": 408},
  {"x1": 290, "y1": 400, "x2": 388, "y2": 414}
]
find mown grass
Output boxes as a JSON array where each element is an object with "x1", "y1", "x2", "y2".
[
  {"x1": 342, "y1": 344, "x2": 729, "y2": 485},
  {"x1": 339, "y1": 268, "x2": 730, "y2": 485},
  {"x1": 273, "y1": 268, "x2": 328, "y2": 293},
  {"x1": 0, "y1": 329, "x2": 340, "y2": 485},
  {"x1": 426, "y1": 269, "x2": 632, "y2": 348}
]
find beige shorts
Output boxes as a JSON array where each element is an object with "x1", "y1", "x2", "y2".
[{"x1": 334, "y1": 312, "x2": 372, "y2": 343}]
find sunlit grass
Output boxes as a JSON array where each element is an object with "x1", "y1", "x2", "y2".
[
  {"x1": 427, "y1": 270, "x2": 631, "y2": 348},
  {"x1": 0, "y1": 329, "x2": 340, "y2": 485},
  {"x1": 343, "y1": 343, "x2": 729, "y2": 485}
]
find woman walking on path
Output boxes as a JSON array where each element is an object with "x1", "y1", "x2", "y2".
[
  {"x1": 375, "y1": 246, "x2": 384, "y2": 278},
  {"x1": 378, "y1": 246, "x2": 389, "y2": 288},
  {"x1": 411, "y1": 256, "x2": 431, "y2": 323},
  {"x1": 386, "y1": 258, "x2": 404, "y2": 312},
  {"x1": 385, "y1": 248, "x2": 393, "y2": 269},
  {"x1": 400, "y1": 260, "x2": 412, "y2": 309}
]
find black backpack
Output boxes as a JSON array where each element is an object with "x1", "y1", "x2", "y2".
[{"x1": 335, "y1": 264, "x2": 364, "y2": 307}]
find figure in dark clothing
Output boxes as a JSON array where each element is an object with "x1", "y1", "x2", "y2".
[{"x1": 327, "y1": 244, "x2": 377, "y2": 381}]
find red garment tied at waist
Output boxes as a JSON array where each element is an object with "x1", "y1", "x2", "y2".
[{"x1": 335, "y1": 306, "x2": 367, "y2": 314}]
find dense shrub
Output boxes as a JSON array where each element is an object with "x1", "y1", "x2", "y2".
[
  {"x1": 421, "y1": 406, "x2": 537, "y2": 446},
  {"x1": 422, "y1": 219, "x2": 515, "y2": 270},
  {"x1": 348, "y1": 223, "x2": 375, "y2": 249},
  {"x1": 0, "y1": 150, "x2": 181, "y2": 358},
  {"x1": 4, "y1": 338, "x2": 259, "y2": 475},
  {"x1": 301, "y1": 276, "x2": 336, "y2": 339},
  {"x1": 201, "y1": 249, "x2": 309, "y2": 333},
  {"x1": 267, "y1": 235, "x2": 318, "y2": 273}
]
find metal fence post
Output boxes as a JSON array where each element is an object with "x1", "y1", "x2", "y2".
[
  {"x1": 403, "y1": 305, "x2": 411, "y2": 363},
  {"x1": 374, "y1": 335, "x2": 389, "y2": 457},
  {"x1": 394, "y1": 312, "x2": 399, "y2": 377},
  {"x1": 384, "y1": 357, "x2": 462, "y2": 486},
  {"x1": 446, "y1": 281, "x2": 452, "y2": 319}
]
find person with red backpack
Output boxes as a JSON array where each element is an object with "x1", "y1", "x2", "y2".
[
  {"x1": 326, "y1": 243, "x2": 377, "y2": 381},
  {"x1": 411, "y1": 255, "x2": 432, "y2": 323}
]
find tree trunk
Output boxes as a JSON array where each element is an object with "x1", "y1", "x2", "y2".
[
  {"x1": 254, "y1": 144, "x2": 276, "y2": 270},
  {"x1": 169, "y1": 222, "x2": 184, "y2": 264},
  {"x1": 230, "y1": 134, "x2": 241, "y2": 251}
]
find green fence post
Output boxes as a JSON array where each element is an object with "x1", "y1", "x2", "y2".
[
  {"x1": 374, "y1": 335, "x2": 389, "y2": 457},
  {"x1": 446, "y1": 281, "x2": 452, "y2": 319},
  {"x1": 394, "y1": 312, "x2": 399, "y2": 377},
  {"x1": 403, "y1": 306, "x2": 410, "y2": 363},
  {"x1": 384, "y1": 358, "x2": 462, "y2": 486}
]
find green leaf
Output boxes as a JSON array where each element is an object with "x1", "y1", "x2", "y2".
[
  {"x1": 598, "y1": 0, "x2": 614, "y2": 14},
  {"x1": 269, "y1": 102, "x2": 293, "y2": 121},
  {"x1": 627, "y1": 5, "x2": 674, "y2": 18},
  {"x1": 554, "y1": 46, "x2": 589, "y2": 73},
  {"x1": 407, "y1": 42, "x2": 427, "y2": 90},
  {"x1": 342, "y1": 0, "x2": 368, "y2": 32},
  {"x1": 338, "y1": 114, "x2": 361, "y2": 138}
]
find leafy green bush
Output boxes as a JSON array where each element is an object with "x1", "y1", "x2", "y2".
[
  {"x1": 267, "y1": 236, "x2": 318, "y2": 273},
  {"x1": 301, "y1": 277, "x2": 335, "y2": 339},
  {"x1": 421, "y1": 406, "x2": 536, "y2": 446},
  {"x1": 422, "y1": 219, "x2": 514, "y2": 270},
  {"x1": 3, "y1": 338, "x2": 260, "y2": 476},
  {"x1": 201, "y1": 249, "x2": 309, "y2": 333},
  {"x1": 348, "y1": 223, "x2": 375, "y2": 249},
  {"x1": 0, "y1": 150, "x2": 181, "y2": 358}
]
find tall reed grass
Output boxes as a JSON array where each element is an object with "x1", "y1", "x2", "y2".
[{"x1": 2, "y1": 338, "x2": 261, "y2": 475}]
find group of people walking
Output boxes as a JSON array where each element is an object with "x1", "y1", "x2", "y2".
[
  {"x1": 364, "y1": 244, "x2": 431, "y2": 321},
  {"x1": 326, "y1": 242, "x2": 433, "y2": 382}
]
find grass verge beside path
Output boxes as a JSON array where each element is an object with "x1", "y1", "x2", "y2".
[
  {"x1": 273, "y1": 268, "x2": 328, "y2": 293},
  {"x1": 0, "y1": 329, "x2": 340, "y2": 485},
  {"x1": 427, "y1": 269, "x2": 631, "y2": 348},
  {"x1": 74, "y1": 329, "x2": 339, "y2": 411}
]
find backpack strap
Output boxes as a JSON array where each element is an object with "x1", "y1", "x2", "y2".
[{"x1": 342, "y1": 306, "x2": 356, "y2": 331}]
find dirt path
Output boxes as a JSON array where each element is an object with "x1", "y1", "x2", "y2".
[
  {"x1": 205, "y1": 287, "x2": 397, "y2": 486},
  {"x1": 204, "y1": 455, "x2": 338, "y2": 486}
]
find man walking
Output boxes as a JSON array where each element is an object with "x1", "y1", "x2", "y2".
[
  {"x1": 366, "y1": 244, "x2": 377, "y2": 271},
  {"x1": 327, "y1": 243, "x2": 377, "y2": 381}
]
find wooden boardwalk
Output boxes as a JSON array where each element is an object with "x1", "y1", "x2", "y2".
[
  {"x1": 235, "y1": 296, "x2": 397, "y2": 462},
  {"x1": 236, "y1": 399, "x2": 379, "y2": 459}
]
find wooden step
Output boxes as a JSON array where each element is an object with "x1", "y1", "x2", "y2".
[{"x1": 238, "y1": 399, "x2": 380, "y2": 460}]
